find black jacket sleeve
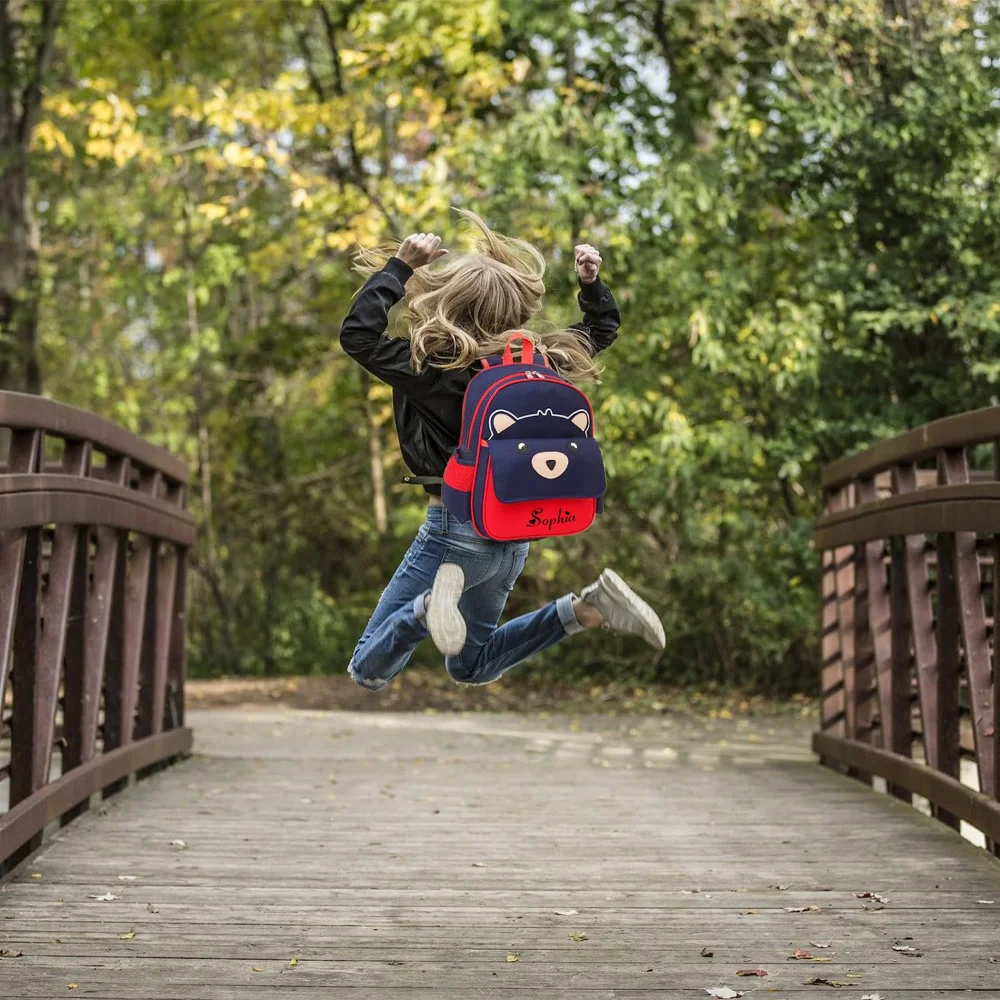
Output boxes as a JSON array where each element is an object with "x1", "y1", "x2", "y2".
[
  {"x1": 340, "y1": 257, "x2": 434, "y2": 389},
  {"x1": 571, "y1": 278, "x2": 620, "y2": 355}
]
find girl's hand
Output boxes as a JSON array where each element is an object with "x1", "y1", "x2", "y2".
[
  {"x1": 395, "y1": 232, "x2": 449, "y2": 268},
  {"x1": 574, "y1": 243, "x2": 602, "y2": 284}
]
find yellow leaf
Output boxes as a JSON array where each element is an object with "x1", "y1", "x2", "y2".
[
  {"x1": 31, "y1": 873, "x2": 41, "y2": 879},
  {"x1": 252, "y1": 967, "x2": 264, "y2": 973},
  {"x1": 288, "y1": 958, "x2": 298, "y2": 968},
  {"x1": 569, "y1": 932, "x2": 589, "y2": 942},
  {"x1": 119, "y1": 928, "x2": 137, "y2": 941},
  {"x1": 68, "y1": 986, "x2": 78, "y2": 991},
  {"x1": 506, "y1": 953, "x2": 519, "y2": 962},
  {"x1": 198, "y1": 203, "x2": 228, "y2": 222}
]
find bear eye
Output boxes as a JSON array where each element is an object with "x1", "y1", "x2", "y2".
[
  {"x1": 517, "y1": 442, "x2": 528, "y2": 452},
  {"x1": 568, "y1": 441, "x2": 579, "y2": 451}
]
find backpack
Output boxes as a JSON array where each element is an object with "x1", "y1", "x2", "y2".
[{"x1": 441, "y1": 332, "x2": 607, "y2": 542}]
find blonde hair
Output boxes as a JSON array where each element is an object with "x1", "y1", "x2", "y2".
[{"x1": 353, "y1": 210, "x2": 601, "y2": 382}]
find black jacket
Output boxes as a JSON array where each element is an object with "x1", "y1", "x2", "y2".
[{"x1": 339, "y1": 256, "x2": 621, "y2": 495}]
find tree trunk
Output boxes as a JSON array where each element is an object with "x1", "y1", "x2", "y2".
[
  {"x1": 0, "y1": 152, "x2": 41, "y2": 393},
  {"x1": 359, "y1": 371, "x2": 388, "y2": 534},
  {"x1": 0, "y1": 0, "x2": 65, "y2": 394}
]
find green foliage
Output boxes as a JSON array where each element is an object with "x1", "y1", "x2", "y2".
[{"x1": 24, "y1": 0, "x2": 1000, "y2": 693}]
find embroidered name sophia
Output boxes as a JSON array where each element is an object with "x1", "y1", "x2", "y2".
[{"x1": 527, "y1": 507, "x2": 577, "y2": 531}]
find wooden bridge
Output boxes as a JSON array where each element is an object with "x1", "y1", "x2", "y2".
[{"x1": 1, "y1": 392, "x2": 999, "y2": 998}]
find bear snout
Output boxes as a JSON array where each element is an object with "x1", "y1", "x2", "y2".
[{"x1": 531, "y1": 451, "x2": 569, "y2": 479}]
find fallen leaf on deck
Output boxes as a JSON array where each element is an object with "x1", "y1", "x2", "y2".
[
  {"x1": 804, "y1": 978, "x2": 850, "y2": 987},
  {"x1": 644, "y1": 967, "x2": 653, "y2": 972},
  {"x1": 892, "y1": 945, "x2": 921, "y2": 956},
  {"x1": 773, "y1": 884, "x2": 789, "y2": 890},
  {"x1": 252, "y1": 967, "x2": 263, "y2": 973},
  {"x1": 146, "y1": 904, "x2": 159, "y2": 914},
  {"x1": 791, "y1": 950, "x2": 814, "y2": 960},
  {"x1": 737, "y1": 968, "x2": 767, "y2": 976},
  {"x1": 388, "y1": 960, "x2": 404, "y2": 966},
  {"x1": 569, "y1": 932, "x2": 589, "y2": 942},
  {"x1": 700, "y1": 946, "x2": 714, "y2": 957},
  {"x1": 67, "y1": 985, "x2": 78, "y2": 990},
  {"x1": 89, "y1": 893, "x2": 119, "y2": 902},
  {"x1": 553, "y1": 909, "x2": 579, "y2": 916},
  {"x1": 705, "y1": 989, "x2": 743, "y2": 999},
  {"x1": 118, "y1": 876, "x2": 137, "y2": 882},
  {"x1": 854, "y1": 891, "x2": 889, "y2": 904},
  {"x1": 809, "y1": 941, "x2": 832, "y2": 949},
  {"x1": 976, "y1": 900, "x2": 995, "y2": 905},
  {"x1": 31, "y1": 873, "x2": 41, "y2": 879},
  {"x1": 860, "y1": 994, "x2": 883, "y2": 1000},
  {"x1": 785, "y1": 905, "x2": 820, "y2": 913},
  {"x1": 740, "y1": 909, "x2": 760, "y2": 915},
  {"x1": 506, "y1": 953, "x2": 519, "y2": 963},
  {"x1": 472, "y1": 862, "x2": 488, "y2": 868},
  {"x1": 0, "y1": 949, "x2": 23, "y2": 958},
  {"x1": 169, "y1": 840, "x2": 187, "y2": 849},
  {"x1": 118, "y1": 929, "x2": 136, "y2": 941},
  {"x1": 288, "y1": 958, "x2": 298, "y2": 968}
]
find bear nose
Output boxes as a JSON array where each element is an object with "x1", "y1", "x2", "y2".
[{"x1": 531, "y1": 451, "x2": 568, "y2": 479}]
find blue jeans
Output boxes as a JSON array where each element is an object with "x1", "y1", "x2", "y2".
[{"x1": 348, "y1": 505, "x2": 584, "y2": 691}]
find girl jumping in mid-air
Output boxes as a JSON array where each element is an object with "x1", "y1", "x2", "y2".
[{"x1": 340, "y1": 211, "x2": 664, "y2": 692}]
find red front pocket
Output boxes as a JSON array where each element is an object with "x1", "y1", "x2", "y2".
[{"x1": 480, "y1": 464, "x2": 596, "y2": 541}]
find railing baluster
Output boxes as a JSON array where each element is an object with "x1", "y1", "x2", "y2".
[
  {"x1": 166, "y1": 550, "x2": 187, "y2": 731},
  {"x1": 934, "y1": 452, "x2": 964, "y2": 829},
  {"x1": 892, "y1": 464, "x2": 940, "y2": 777},
  {"x1": 938, "y1": 447, "x2": 995, "y2": 799},
  {"x1": 835, "y1": 485, "x2": 857, "y2": 744},
  {"x1": 32, "y1": 441, "x2": 92, "y2": 792},
  {"x1": 118, "y1": 471, "x2": 163, "y2": 746},
  {"x1": 0, "y1": 429, "x2": 42, "y2": 713},
  {"x1": 852, "y1": 478, "x2": 878, "y2": 774},
  {"x1": 858, "y1": 476, "x2": 898, "y2": 757},
  {"x1": 821, "y1": 487, "x2": 848, "y2": 736}
]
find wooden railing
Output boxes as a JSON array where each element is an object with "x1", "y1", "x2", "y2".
[
  {"x1": 815, "y1": 407, "x2": 1000, "y2": 849},
  {"x1": 0, "y1": 392, "x2": 195, "y2": 870}
]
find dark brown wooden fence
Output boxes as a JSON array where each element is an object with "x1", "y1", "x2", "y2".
[
  {"x1": 0, "y1": 392, "x2": 195, "y2": 870},
  {"x1": 815, "y1": 406, "x2": 1000, "y2": 849}
]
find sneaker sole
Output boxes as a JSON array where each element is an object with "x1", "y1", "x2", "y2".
[
  {"x1": 427, "y1": 563, "x2": 467, "y2": 657},
  {"x1": 599, "y1": 568, "x2": 666, "y2": 650}
]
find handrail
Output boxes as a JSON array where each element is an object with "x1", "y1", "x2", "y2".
[
  {"x1": 821, "y1": 405, "x2": 1000, "y2": 489},
  {"x1": 0, "y1": 392, "x2": 188, "y2": 484},
  {"x1": 816, "y1": 407, "x2": 1000, "y2": 852},
  {"x1": 0, "y1": 392, "x2": 193, "y2": 872}
]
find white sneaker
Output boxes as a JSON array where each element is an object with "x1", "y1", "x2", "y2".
[
  {"x1": 427, "y1": 563, "x2": 467, "y2": 657},
  {"x1": 579, "y1": 569, "x2": 665, "y2": 650}
]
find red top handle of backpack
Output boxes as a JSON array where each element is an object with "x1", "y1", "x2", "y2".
[{"x1": 502, "y1": 331, "x2": 549, "y2": 367}]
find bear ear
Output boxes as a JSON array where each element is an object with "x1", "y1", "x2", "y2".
[
  {"x1": 569, "y1": 409, "x2": 590, "y2": 433},
  {"x1": 490, "y1": 410, "x2": 517, "y2": 436}
]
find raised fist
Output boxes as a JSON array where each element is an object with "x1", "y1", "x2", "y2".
[{"x1": 395, "y1": 232, "x2": 449, "y2": 268}]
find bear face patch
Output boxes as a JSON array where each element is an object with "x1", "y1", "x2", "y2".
[{"x1": 488, "y1": 408, "x2": 591, "y2": 481}]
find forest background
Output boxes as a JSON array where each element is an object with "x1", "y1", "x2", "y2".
[{"x1": 3, "y1": 0, "x2": 998, "y2": 694}]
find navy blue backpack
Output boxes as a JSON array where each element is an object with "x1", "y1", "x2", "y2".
[{"x1": 441, "y1": 333, "x2": 607, "y2": 542}]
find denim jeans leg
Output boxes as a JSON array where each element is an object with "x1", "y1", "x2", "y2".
[
  {"x1": 445, "y1": 541, "x2": 585, "y2": 685},
  {"x1": 347, "y1": 528, "x2": 439, "y2": 691}
]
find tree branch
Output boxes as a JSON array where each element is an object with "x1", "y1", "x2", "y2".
[
  {"x1": 315, "y1": 0, "x2": 399, "y2": 236},
  {"x1": 17, "y1": 0, "x2": 64, "y2": 145},
  {"x1": 283, "y1": 0, "x2": 328, "y2": 102}
]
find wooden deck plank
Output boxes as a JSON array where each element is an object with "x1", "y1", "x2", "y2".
[{"x1": 1, "y1": 708, "x2": 999, "y2": 998}]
